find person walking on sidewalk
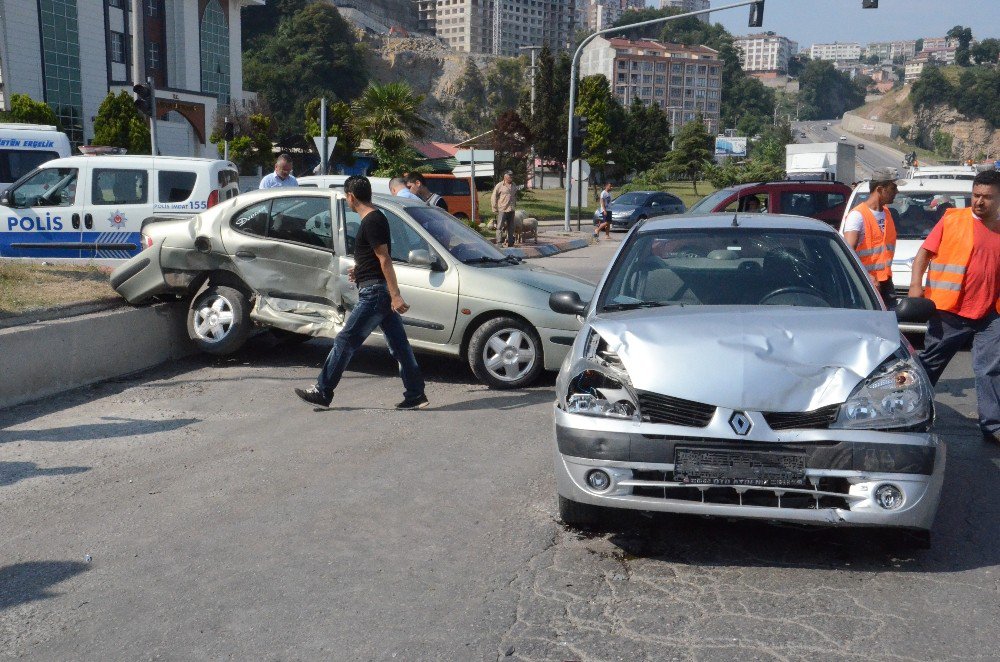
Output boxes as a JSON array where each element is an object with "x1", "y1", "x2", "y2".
[
  {"x1": 295, "y1": 176, "x2": 428, "y2": 410},
  {"x1": 491, "y1": 170, "x2": 518, "y2": 248},
  {"x1": 594, "y1": 182, "x2": 612, "y2": 241},
  {"x1": 843, "y1": 167, "x2": 900, "y2": 307},
  {"x1": 909, "y1": 169, "x2": 1000, "y2": 443}
]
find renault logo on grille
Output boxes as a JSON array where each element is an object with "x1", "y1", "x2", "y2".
[{"x1": 729, "y1": 411, "x2": 752, "y2": 436}]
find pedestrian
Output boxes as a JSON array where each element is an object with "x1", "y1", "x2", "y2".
[
  {"x1": 259, "y1": 154, "x2": 298, "y2": 189},
  {"x1": 594, "y1": 182, "x2": 612, "y2": 240},
  {"x1": 404, "y1": 173, "x2": 448, "y2": 211},
  {"x1": 491, "y1": 170, "x2": 518, "y2": 248},
  {"x1": 294, "y1": 176, "x2": 429, "y2": 410},
  {"x1": 390, "y1": 176, "x2": 423, "y2": 201},
  {"x1": 909, "y1": 169, "x2": 1000, "y2": 443},
  {"x1": 740, "y1": 195, "x2": 762, "y2": 212},
  {"x1": 843, "y1": 167, "x2": 900, "y2": 307}
]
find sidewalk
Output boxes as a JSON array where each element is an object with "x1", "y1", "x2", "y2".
[{"x1": 498, "y1": 228, "x2": 593, "y2": 259}]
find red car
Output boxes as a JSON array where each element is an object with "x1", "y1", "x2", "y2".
[{"x1": 688, "y1": 180, "x2": 852, "y2": 227}]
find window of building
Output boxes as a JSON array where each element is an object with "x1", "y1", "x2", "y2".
[
  {"x1": 685, "y1": 77, "x2": 694, "y2": 86},
  {"x1": 709, "y1": 79, "x2": 719, "y2": 88},
  {"x1": 641, "y1": 87, "x2": 651, "y2": 96},
  {"x1": 642, "y1": 62, "x2": 653, "y2": 71},
  {"x1": 669, "y1": 88, "x2": 681, "y2": 98},
  {"x1": 655, "y1": 75, "x2": 665, "y2": 84},
  {"x1": 147, "y1": 0, "x2": 158, "y2": 17},
  {"x1": 671, "y1": 63, "x2": 682, "y2": 73},
  {"x1": 617, "y1": 73, "x2": 626, "y2": 82},
  {"x1": 146, "y1": 42, "x2": 160, "y2": 71},
  {"x1": 642, "y1": 74, "x2": 652, "y2": 83},
  {"x1": 684, "y1": 100, "x2": 694, "y2": 109},
  {"x1": 685, "y1": 64, "x2": 696, "y2": 73},
  {"x1": 709, "y1": 66, "x2": 719, "y2": 75},
  {"x1": 107, "y1": 0, "x2": 123, "y2": 7},
  {"x1": 654, "y1": 88, "x2": 664, "y2": 97},
  {"x1": 110, "y1": 31, "x2": 125, "y2": 64},
  {"x1": 707, "y1": 102, "x2": 718, "y2": 111},
  {"x1": 200, "y1": 0, "x2": 231, "y2": 104},
  {"x1": 670, "y1": 75, "x2": 682, "y2": 86},
  {"x1": 617, "y1": 60, "x2": 627, "y2": 70},
  {"x1": 655, "y1": 62, "x2": 666, "y2": 71},
  {"x1": 697, "y1": 77, "x2": 706, "y2": 87},
  {"x1": 697, "y1": 65, "x2": 707, "y2": 74},
  {"x1": 39, "y1": 0, "x2": 84, "y2": 145}
]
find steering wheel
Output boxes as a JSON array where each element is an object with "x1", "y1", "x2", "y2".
[{"x1": 758, "y1": 286, "x2": 830, "y2": 307}]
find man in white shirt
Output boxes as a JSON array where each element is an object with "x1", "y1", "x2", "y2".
[{"x1": 259, "y1": 154, "x2": 298, "y2": 189}]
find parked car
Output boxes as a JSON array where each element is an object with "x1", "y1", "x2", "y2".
[
  {"x1": 548, "y1": 214, "x2": 942, "y2": 543},
  {"x1": 592, "y1": 190, "x2": 686, "y2": 230},
  {"x1": 688, "y1": 180, "x2": 852, "y2": 227},
  {"x1": 110, "y1": 189, "x2": 593, "y2": 389},
  {"x1": 857, "y1": 143, "x2": 865, "y2": 150}
]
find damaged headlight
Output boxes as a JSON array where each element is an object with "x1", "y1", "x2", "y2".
[
  {"x1": 565, "y1": 331, "x2": 640, "y2": 421},
  {"x1": 833, "y1": 349, "x2": 933, "y2": 430}
]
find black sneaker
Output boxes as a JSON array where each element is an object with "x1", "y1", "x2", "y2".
[
  {"x1": 395, "y1": 394, "x2": 429, "y2": 410},
  {"x1": 295, "y1": 385, "x2": 333, "y2": 408}
]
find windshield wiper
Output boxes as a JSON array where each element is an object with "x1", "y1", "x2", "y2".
[
  {"x1": 602, "y1": 301, "x2": 667, "y2": 311},
  {"x1": 461, "y1": 255, "x2": 519, "y2": 265}
]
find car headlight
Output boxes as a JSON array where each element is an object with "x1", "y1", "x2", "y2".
[
  {"x1": 565, "y1": 332, "x2": 640, "y2": 421},
  {"x1": 612, "y1": 210, "x2": 630, "y2": 218},
  {"x1": 833, "y1": 349, "x2": 933, "y2": 430}
]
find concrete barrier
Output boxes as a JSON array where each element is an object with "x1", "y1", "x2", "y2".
[
  {"x1": 0, "y1": 302, "x2": 194, "y2": 410},
  {"x1": 842, "y1": 112, "x2": 900, "y2": 140}
]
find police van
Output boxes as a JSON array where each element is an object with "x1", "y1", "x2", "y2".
[
  {"x1": 0, "y1": 123, "x2": 71, "y2": 192},
  {"x1": 0, "y1": 154, "x2": 239, "y2": 261}
]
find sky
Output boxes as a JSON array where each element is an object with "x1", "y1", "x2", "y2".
[{"x1": 646, "y1": 0, "x2": 1000, "y2": 47}]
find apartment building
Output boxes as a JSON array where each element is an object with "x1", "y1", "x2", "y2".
[
  {"x1": 734, "y1": 32, "x2": 798, "y2": 74},
  {"x1": 864, "y1": 40, "x2": 917, "y2": 62},
  {"x1": 809, "y1": 42, "x2": 862, "y2": 62},
  {"x1": 658, "y1": 0, "x2": 710, "y2": 23},
  {"x1": 0, "y1": 0, "x2": 259, "y2": 154},
  {"x1": 580, "y1": 37, "x2": 722, "y2": 134},
  {"x1": 415, "y1": 0, "x2": 575, "y2": 56},
  {"x1": 921, "y1": 36, "x2": 956, "y2": 51},
  {"x1": 576, "y1": 0, "x2": 644, "y2": 32}
]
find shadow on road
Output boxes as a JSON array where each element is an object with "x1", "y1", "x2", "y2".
[
  {"x1": 0, "y1": 416, "x2": 199, "y2": 444},
  {"x1": 0, "y1": 561, "x2": 89, "y2": 611},
  {"x1": 0, "y1": 462, "x2": 89, "y2": 487}
]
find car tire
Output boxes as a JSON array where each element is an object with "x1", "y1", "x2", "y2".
[
  {"x1": 468, "y1": 316, "x2": 544, "y2": 389},
  {"x1": 558, "y1": 495, "x2": 613, "y2": 529},
  {"x1": 187, "y1": 285, "x2": 251, "y2": 355}
]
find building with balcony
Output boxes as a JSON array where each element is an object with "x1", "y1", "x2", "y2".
[
  {"x1": 658, "y1": 0, "x2": 710, "y2": 23},
  {"x1": 415, "y1": 0, "x2": 575, "y2": 56},
  {"x1": 921, "y1": 36, "x2": 956, "y2": 51},
  {"x1": 863, "y1": 40, "x2": 916, "y2": 62},
  {"x1": 809, "y1": 42, "x2": 862, "y2": 62},
  {"x1": 734, "y1": 32, "x2": 798, "y2": 74},
  {"x1": 576, "y1": 0, "x2": 645, "y2": 32},
  {"x1": 580, "y1": 37, "x2": 722, "y2": 135},
  {"x1": 0, "y1": 0, "x2": 261, "y2": 155}
]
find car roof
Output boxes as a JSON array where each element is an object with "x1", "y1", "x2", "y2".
[
  {"x1": 46, "y1": 155, "x2": 234, "y2": 168},
  {"x1": 851, "y1": 178, "x2": 974, "y2": 194},
  {"x1": 723, "y1": 180, "x2": 850, "y2": 192},
  {"x1": 228, "y1": 187, "x2": 432, "y2": 210},
  {"x1": 640, "y1": 213, "x2": 838, "y2": 233}
]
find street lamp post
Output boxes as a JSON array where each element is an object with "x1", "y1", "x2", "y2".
[{"x1": 563, "y1": 0, "x2": 764, "y2": 230}]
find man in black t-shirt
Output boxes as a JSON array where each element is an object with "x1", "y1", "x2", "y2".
[{"x1": 295, "y1": 176, "x2": 428, "y2": 410}]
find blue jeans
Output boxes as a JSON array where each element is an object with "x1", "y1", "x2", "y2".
[
  {"x1": 918, "y1": 310, "x2": 1000, "y2": 433},
  {"x1": 316, "y1": 283, "x2": 425, "y2": 400}
]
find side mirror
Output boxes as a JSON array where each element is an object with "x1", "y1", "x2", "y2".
[
  {"x1": 407, "y1": 249, "x2": 433, "y2": 267},
  {"x1": 895, "y1": 296, "x2": 936, "y2": 324},
  {"x1": 0, "y1": 190, "x2": 8, "y2": 206},
  {"x1": 549, "y1": 290, "x2": 589, "y2": 316}
]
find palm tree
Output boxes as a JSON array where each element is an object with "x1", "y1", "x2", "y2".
[{"x1": 351, "y1": 82, "x2": 432, "y2": 152}]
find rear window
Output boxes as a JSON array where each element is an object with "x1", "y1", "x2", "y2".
[
  {"x1": 688, "y1": 188, "x2": 737, "y2": 213},
  {"x1": 0, "y1": 149, "x2": 60, "y2": 184},
  {"x1": 158, "y1": 171, "x2": 197, "y2": 202},
  {"x1": 218, "y1": 168, "x2": 238, "y2": 188}
]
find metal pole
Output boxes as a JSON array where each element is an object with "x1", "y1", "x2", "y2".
[
  {"x1": 148, "y1": 76, "x2": 158, "y2": 156},
  {"x1": 223, "y1": 116, "x2": 229, "y2": 162},
  {"x1": 563, "y1": 0, "x2": 759, "y2": 230},
  {"x1": 320, "y1": 97, "x2": 328, "y2": 175},
  {"x1": 470, "y1": 146, "x2": 476, "y2": 224},
  {"x1": 576, "y1": 161, "x2": 582, "y2": 232}
]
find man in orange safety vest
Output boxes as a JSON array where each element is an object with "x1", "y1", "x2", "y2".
[
  {"x1": 909, "y1": 170, "x2": 1000, "y2": 443},
  {"x1": 843, "y1": 167, "x2": 900, "y2": 307}
]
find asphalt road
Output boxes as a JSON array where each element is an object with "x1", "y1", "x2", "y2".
[
  {"x1": 793, "y1": 120, "x2": 908, "y2": 181},
  {"x1": 3, "y1": 240, "x2": 999, "y2": 661}
]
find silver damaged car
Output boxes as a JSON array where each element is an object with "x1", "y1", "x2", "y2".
[
  {"x1": 110, "y1": 188, "x2": 593, "y2": 389},
  {"x1": 548, "y1": 214, "x2": 944, "y2": 542}
]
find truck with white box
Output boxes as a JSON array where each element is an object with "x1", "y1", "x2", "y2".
[{"x1": 785, "y1": 142, "x2": 856, "y2": 183}]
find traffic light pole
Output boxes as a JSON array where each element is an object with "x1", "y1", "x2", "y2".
[
  {"x1": 147, "y1": 77, "x2": 158, "y2": 156},
  {"x1": 562, "y1": 0, "x2": 761, "y2": 231}
]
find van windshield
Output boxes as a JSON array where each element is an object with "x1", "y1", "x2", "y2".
[
  {"x1": 0, "y1": 150, "x2": 60, "y2": 186},
  {"x1": 853, "y1": 190, "x2": 973, "y2": 239}
]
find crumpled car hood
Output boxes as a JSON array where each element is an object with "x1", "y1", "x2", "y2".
[{"x1": 589, "y1": 306, "x2": 901, "y2": 412}]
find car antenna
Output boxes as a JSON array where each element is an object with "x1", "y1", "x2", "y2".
[{"x1": 731, "y1": 212, "x2": 739, "y2": 227}]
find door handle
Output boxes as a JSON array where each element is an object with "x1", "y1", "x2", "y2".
[
  {"x1": 235, "y1": 250, "x2": 256, "y2": 260},
  {"x1": 71, "y1": 213, "x2": 80, "y2": 229},
  {"x1": 84, "y1": 213, "x2": 93, "y2": 229}
]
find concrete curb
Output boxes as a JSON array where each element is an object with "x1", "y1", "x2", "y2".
[
  {"x1": 0, "y1": 301, "x2": 194, "y2": 410},
  {"x1": 0, "y1": 298, "x2": 124, "y2": 330},
  {"x1": 503, "y1": 237, "x2": 590, "y2": 260}
]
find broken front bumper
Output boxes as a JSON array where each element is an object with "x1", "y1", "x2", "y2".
[{"x1": 553, "y1": 406, "x2": 945, "y2": 530}]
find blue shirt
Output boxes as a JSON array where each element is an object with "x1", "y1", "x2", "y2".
[
  {"x1": 395, "y1": 189, "x2": 423, "y2": 201},
  {"x1": 259, "y1": 172, "x2": 298, "y2": 189}
]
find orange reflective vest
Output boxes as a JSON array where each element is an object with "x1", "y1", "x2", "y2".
[
  {"x1": 852, "y1": 203, "x2": 896, "y2": 281},
  {"x1": 924, "y1": 207, "x2": 1000, "y2": 315}
]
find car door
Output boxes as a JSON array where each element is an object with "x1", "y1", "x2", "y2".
[
  {"x1": 338, "y1": 201, "x2": 459, "y2": 346},
  {"x1": 0, "y1": 165, "x2": 84, "y2": 258},
  {"x1": 664, "y1": 194, "x2": 686, "y2": 214},
  {"x1": 221, "y1": 194, "x2": 343, "y2": 326},
  {"x1": 85, "y1": 166, "x2": 152, "y2": 259}
]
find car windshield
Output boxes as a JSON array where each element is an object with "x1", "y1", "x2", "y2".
[
  {"x1": 687, "y1": 189, "x2": 737, "y2": 214},
  {"x1": 853, "y1": 189, "x2": 973, "y2": 239},
  {"x1": 406, "y1": 205, "x2": 511, "y2": 265},
  {"x1": 598, "y1": 227, "x2": 878, "y2": 312},
  {"x1": 613, "y1": 192, "x2": 648, "y2": 206}
]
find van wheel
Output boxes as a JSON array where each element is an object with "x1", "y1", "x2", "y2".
[
  {"x1": 468, "y1": 316, "x2": 543, "y2": 389},
  {"x1": 188, "y1": 285, "x2": 250, "y2": 355}
]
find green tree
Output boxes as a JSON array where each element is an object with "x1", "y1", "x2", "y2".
[
  {"x1": 485, "y1": 57, "x2": 527, "y2": 118},
  {"x1": 91, "y1": 91, "x2": 151, "y2": 154},
  {"x1": 1, "y1": 93, "x2": 59, "y2": 126},
  {"x1": 796, "y1": 59, "x2": 865, "y2": 119},
  {"x1": 946, "y1": 26, "x2": 973, "y2": 66},
  {"x1": 209, "y1": 101, "x2": 274, "y2": 173},
  {"x1": 915, "y1": 38, "x2": 924, "y2": 52},
  {"x1": 492, "y1": 111, "x2": 532, "y2": 188},
  {"x1": 663, "y1": 116, "x2": 713, "y2": 194},
  {"x1": 910, "y1": 65, "x2": 955, "y2": 110},
  {"x1": 971, "y1": 38, "x2": 1000, "y2": 65},
  {"x1": 933, "y1": 129, "x2": 953, "y2": 157},
  {"x1": 352, "y1": 82, "x2": 431, "y2": 175},
  {"x1": 304, "y1": 98, "x2": 359, "y2": 170},
  {"x1": 611, "y1": 7, "x2": 730, "y2": 51},
  {"x1": 451, "y1": 59, "x2": 488, "y2": 135},
  {"x1": 953, "y1": 67, "x2": 1000, "y2": 129},
  {"x1": 619, "y1": 99, "x2": 672, "y2": 176},
  {"x1": 241, "y1": 0, "x2": 309, "y2": 48},
  {"x1": 532, "y1": 46, "x2": 564, "y2": 165},
  {"x1": 244, "y1": 2, "x2": 367, "y2": 138},
  {"x1": 576, "y1": 75, "x2": 614, "y2": 170}
]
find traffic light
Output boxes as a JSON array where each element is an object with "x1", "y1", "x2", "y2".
[
  {"x1": 572, "y1": 115, "x2": 589, "y2": 155},
  {"x1": 862, "y1": 0, "x2": 878, "y2": 7},
  {"x1": 748, "y1": 1, "x2": 764, "y2": 27},
  {"x1": 223, "y1": 120, "x2": 235, "y2": 141},
  {"x1": 134, "y1": 83, "x2": 153, "y2": 117}
]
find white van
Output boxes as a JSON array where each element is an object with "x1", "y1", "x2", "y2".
[
  {"x1": 0, "y1": 154, "x2": 238, "y2": 261},
  {"x1": 0, "y1": 123, "x2": 71, "y2": 192},
  {"x1": 297, "y1": 175, "x2": 392, "y2": 193}
]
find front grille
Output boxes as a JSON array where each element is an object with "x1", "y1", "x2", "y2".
[
  {"x1": 763, "y1": 404, "x2": 841, "y2": 431},
  {"x1": 628, "y1": 470, "x2": 853, "y2": 510},
  {"x1": 637, "y1": 391, "x2": 716, "y2": 427}
]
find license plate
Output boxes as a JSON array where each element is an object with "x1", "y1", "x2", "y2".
[{"x1": 674, "y1": 447, "x2": 806, "y2": 486}]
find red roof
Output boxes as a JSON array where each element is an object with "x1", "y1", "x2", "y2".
[
  {"x1": 607, "y1": 37, "x2": 718, "y2": 56},
  {"x1": 412, "y1": 141, "x2": 458, "y2": 159}
]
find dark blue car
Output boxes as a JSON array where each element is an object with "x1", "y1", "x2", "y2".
[{"x1": 593, "y1": 190, "x2": 687, "y2": 231}]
